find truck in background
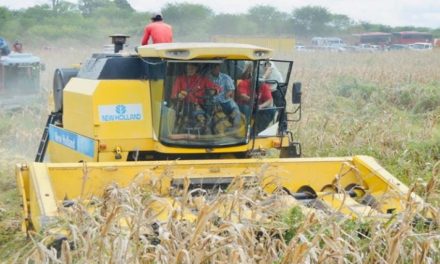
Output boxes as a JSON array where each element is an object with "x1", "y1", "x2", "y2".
[
  {"x1": 352, "y1": 32, "x2": 392, "y2": 48},
  {"x1": 391, "y1": 31, "x2": 433, "y2": 45}
]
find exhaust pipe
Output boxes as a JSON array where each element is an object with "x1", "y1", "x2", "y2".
[{"x1": 109, "y1": 34, "x2": 130, "y2": 53}]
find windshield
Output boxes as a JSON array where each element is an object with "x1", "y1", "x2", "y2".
[{"x1": 155, "y1": 60, "x2": 256, "y2": 147}]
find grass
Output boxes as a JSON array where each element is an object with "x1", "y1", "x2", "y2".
[
  {"x1": 0, "y1": 46, "x2": 439, "y2": 262},
  {"x1": 293, "y1": 50, "x2": 440, "y2": 184},
  {"x1": 10, "y1": 178, "x2": 440, "y2": 263}
]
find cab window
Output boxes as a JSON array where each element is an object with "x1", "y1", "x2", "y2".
[{"x1": 156, "y1": 60, "x2": 255, "y2": 147}]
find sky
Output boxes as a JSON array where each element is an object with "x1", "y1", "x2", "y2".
[{"x1": 2, "y1": 0, "x2": 440, "y2": 28}]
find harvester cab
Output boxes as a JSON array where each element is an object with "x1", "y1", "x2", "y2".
[
  {"x1": 16, "y1": 37, "x2": 428, "y2": 235},
  {"x1": 41, "y1": 40, "x2": 302, "y2": 163}
]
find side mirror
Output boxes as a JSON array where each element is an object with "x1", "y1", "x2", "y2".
[{"x1": 292, "y1": 82, "x2": 301, "y2": 104}]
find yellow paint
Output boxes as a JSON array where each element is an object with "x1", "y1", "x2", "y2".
[
  {"x1": 137, "y1": 42, "x2": 272, "y2": 60},
  {"x1": 17, "y1": 156, "x2": 422, "y2": 232},
  {"x1": 48, "y1": 140, "x2": 98, "y2": 163},
  {"x1": 64, "y1": 79, "x2": 152, "y2": 139}
]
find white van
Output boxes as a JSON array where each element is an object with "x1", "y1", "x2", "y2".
[
  {"x1": 409, "y1": 42, "x2": 433, "y2": 51},
  {"x1": 311, "y1": 37, "x2": 345, "y2": 51}
]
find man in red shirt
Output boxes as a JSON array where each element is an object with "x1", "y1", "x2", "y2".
[
  {"x1": 237, "y1": 63, "x2": 275, "y2": 133},
  {"x1": 171, "y1": 63, "x2": 219, "y2": 135},
  {"x1": 172, "y1": 63, "x2": 218, "y2": 105},
  {"x1": 237, "y1": 79, "x2": 273, "y2": 109},
  {"x1": 141, "y1": 14, "x2": 173, "y2": 45},
  {"x1": 237, "y1": 63, "x2": 273, "y2": 115}
]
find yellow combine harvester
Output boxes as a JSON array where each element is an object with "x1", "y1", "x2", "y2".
[{"x1": 16, "y1": 36, "x2": 424, "y2": 234}]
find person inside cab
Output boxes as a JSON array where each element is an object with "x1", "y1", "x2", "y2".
[
  {"x1": 208, "y1": 63, "x2": 242, "y2": 132},
  {"x1": 260, "y1": 61, "x2": 283, "y2": 92},
  {"x1": 170, "y1": 63, "x2": 218, "y2": 134},
  {"x1": 171, "y1": 63, "x2": 219, "y2": 105},
  {"x1": 259, "y1": 60, "x2": 286, "y2": 109},
  {"x1": 170, "y1": 62, "x2": 249, "y2": 138},
  {"x1": 237, "y1": 62, "x2": 275, "y2": 134}
]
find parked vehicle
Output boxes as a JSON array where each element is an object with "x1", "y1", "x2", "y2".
[
  {"x1": 353, "y1": 32, "x2": 392, "y2": 46},
  {"x1": 355, "y1": 44, "x2": 381, "y2": 52},
  {"x1": 392, "y1": 32, "x2": 433, "y2": 45},
  {"x1": 409, "y1": 42, "x2": 433, "y2": 51},
  {"x1": 296, "y1": 44, "x2": 306, "y2": 51},
  {"x1": 295, "y1": 44, "x2": 313, "y2": 52},
  {"x1": 388, "y1": 44, "x2": 410, "y2": 51},
  {"x1": 311, "y1": 37, "x2": 346, "y2": 51}
]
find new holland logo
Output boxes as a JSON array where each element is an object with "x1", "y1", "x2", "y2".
[
  {"x1": 99, "y1": 104, "x2": 143, "y2": 122},
  {"x1": 115, "y1": 105, "x2": 127, "y2": 115}
]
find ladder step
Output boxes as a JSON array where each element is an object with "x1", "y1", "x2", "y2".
[{"x1": 35, "y1": 112, "x2": 61, "y2": 162}]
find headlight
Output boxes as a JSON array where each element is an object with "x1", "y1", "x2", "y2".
[
  {"x1": 166, "y1": 50, "x2": 190, "y2": 58},
  {"x1": 254, "y1": 50, "x2": 268, "y2": 57}
]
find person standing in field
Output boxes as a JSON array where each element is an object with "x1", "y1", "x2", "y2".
[
  {"x1": 0, "y1": 37, "x2": 10, "y2": 56},
  {"x1": 12, "y1": 41, "x2": 23, "y2": 53},
  {"x1": 141, "y1": 14, "x2": 173, "y2": 45}
]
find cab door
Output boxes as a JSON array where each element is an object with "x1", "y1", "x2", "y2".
[{"x1": 254, "y1": 60, "x2": 293, "y2": 136}]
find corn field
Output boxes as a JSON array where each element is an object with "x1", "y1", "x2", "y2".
[{"x1": 14, "y1": 170, "x2": 440, "y2": 263}]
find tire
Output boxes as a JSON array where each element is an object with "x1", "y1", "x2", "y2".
[{"x1": 53, "y1": 68, "x2": 78, "y2": 112}]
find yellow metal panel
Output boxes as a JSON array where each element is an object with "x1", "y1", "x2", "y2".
[
  {"x1": 152, "y1": 136, "x2": 289, "y2": 154},
  {"x1": 23, "y1": 156, "x2": 420, "y2": 232},
  {"x1": 320, "y1": 194, "x2": 381, "y2": 218},
  {"x1": 64, "y1": 77, "x2": 96, "y2": 96},
  {"x1": 261, "y1": 158, "x2": 362, "y2": 194},
  {"x1": 368, "y1": 191, "x2": 404, "y2": 213},
  {"x1": 93, "y1": 80, "x2": 152, "y2": 140},
  {"x1": 137, "y1": 43, "x2": 272, "y2": 60},
  {"x1": 15, "y1": 164, "x2": 30, "y2": 232},
  {"x1": 353, "y1": 156, "x2": 423, "y2": 205},
  {"x1": 64, "y1": 79, "x2": 152, "y2": 140},
  {"x1": 352, "y1": 156, "x2": 425, "y2": 213},
  {"x1": 33, "y1": 157, "x2": 360, "y2": 200},
  {"x1": 150, "y1": 80, "x2": 164, "y2": 137},
  {"x1": 98, "y1": 151, "x2": 129, "y2": 161},
  {"x1": 63, "y1": 78, "x2": 96, "y2": 137},
  {"x1": 353, "y1": 156, "x2": 410, "y2": 194},
  {"x1": 48, "y1": 141, "x2": 98, "y2": 162},
  {"x1": 97, "y1": 138, "x2": 156, "y2": 161},
  {"x1": 93, "y1": 136, "x2": 292, "y2": 161},
  {"x1": 29, "y1": 163, "x2": 58, "y2": 231},
  {"x1": 81, "y1": 136, "x2": 288, "y2": 162},
  {"x1": 47, "y1": 162, "x2": 167, "y2": 200},
  {"x1": 152, "y1": 142, "x2": 247, "y2": 154}
]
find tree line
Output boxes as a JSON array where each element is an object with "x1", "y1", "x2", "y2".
[{"x1": 1, "y1": 0, "x2": 439, "y2": 46}]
